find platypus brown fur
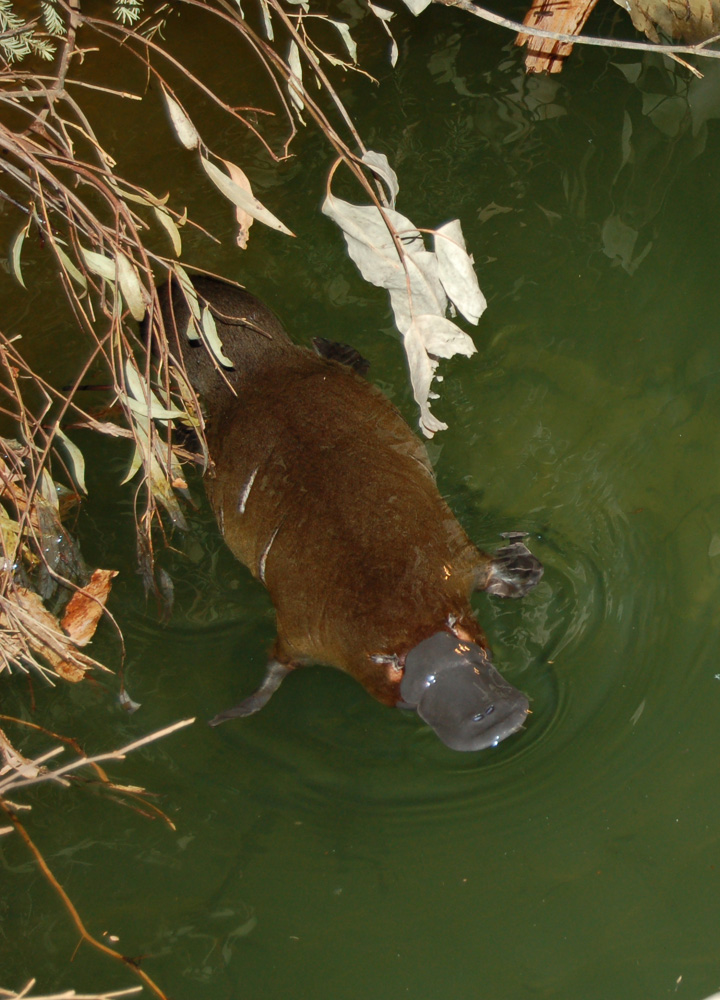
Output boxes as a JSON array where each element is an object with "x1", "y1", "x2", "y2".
[{"x1": 155, "y1": 275, "x2": 543, "y2": 751}]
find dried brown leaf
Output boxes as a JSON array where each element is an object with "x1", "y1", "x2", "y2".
[{"x1": 61, "y1": 569, "x2": 118, "y2": 647}]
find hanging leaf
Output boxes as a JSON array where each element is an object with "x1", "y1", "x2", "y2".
[
  {"x1": 9, "y1": 222, "x2": 29, "y2": 289},
  {"x1": 54, "y1": 426, "x2": 87, "y2": 494},
  {"x1": 122, "y1": 395, "x2": 186, "y2": 420},
  {"x1": 323, "y1": 175, "x2": 481, "y2": 437},
  {"x1": 367, "y1": 2, "x2": 398, "y2": 66},
  {"x1": 160, "y1": 86, "x2": 200, "y2": 149},
  {"x1": 123, "y1": 360, "x2": 184, "y2": 420},
  {"x1": 116, "y1": 252, "x2": 147, "y2": 321},
  {"x1": 287, "y1": 40, "x2": 305, "y2": 112},
  {"x1": 398, "y1": 0, "x2": 433, "y2": 14},
  {"x1": 201, "y1": 305, "x2": 234, "y2": 367},
  {"x1": 154, "y1": 205, "x2": 182, "y2": 256},
  {"x1": 259, "y1": 0, "x2": 274, "y2": 39},
  {"x1": 434, "y1": 220, "x2": 487, "y2": 325},
  {"x1": 80, "y1": 246, "x2": 116, "y2": 282},
  {"x1": 328, "y1": 20, "x2": 357, "y2": 62},
  {"x1": 362, "y1": 150, "x2": 399, "y2": 209},
  {"x1": 222, "y1": 161, "x2": 255, "y2": 250},
  {"x1": 54, "y1": 241, "x2": 87, "y2": 289},
  {"x1": 199, "y1": 155, "x2": 295, "y2": 236}
]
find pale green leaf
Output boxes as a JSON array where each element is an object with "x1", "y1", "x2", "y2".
[
  {"x1": 160, "y1": 86, "x2": 200, "y2": 150},
  {"x1": 201, "y1": 305, "x2": 233, "y2": 367},
  {"x1": 116, "y1": 252, "x2": 146, "y2": 321},
  {"x1": 54, "y1": 426, "x2": 87, "y2": 494},
  {"x1": 54, "y1": 243, "x2": 87, "y2": 289},
  {"x1": 328, "y1": 20, "x2": 357, "y2": 62},
  {"x1": 122, "y1": 394, "x2": 186, "y2": 420},
  {"x1": 9, "y1": 223, "x2": 28, "y2": 289},
  {"x1": 287, "y1": 41, "x2": 304, "y2": 112},
  {"x1": 154, "y1": 206, "x2": 182, "y2": 256},
  {"x1": 80, "y1": 246, "x2": 116, "y2": 282}
]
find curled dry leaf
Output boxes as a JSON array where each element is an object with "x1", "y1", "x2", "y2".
[
  {"x1": 61, "y1": 569, "x2": 119, "y2": 647},
  {"x1": 0, "y1": 587, "x2": 111, "y2": 681},
  {"x1": 223, "y1": 160, "x2": 255, "y2": 250},
  {"x1": 434, "y1": 220, "x2": 487, "y2": 325},
  {"x1": 322, "y1": 167, "x2": 482, "y2": 437}
]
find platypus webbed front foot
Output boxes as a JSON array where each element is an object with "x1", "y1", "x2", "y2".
[
  {"x1": 482, "y1": 532, "x2": 543, "y2": 598},
  {"x1": 209, "y1": 658, "x2": 292, "y2": 727}
]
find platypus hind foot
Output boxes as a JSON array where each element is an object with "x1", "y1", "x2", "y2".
[
  {"x1": 208, "y1": 659, "x2": 292, "y2": 726},
  {"x1": 482, "y1": 532, "x2": 543, "y2": 598}
]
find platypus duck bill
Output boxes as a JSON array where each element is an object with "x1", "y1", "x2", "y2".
[{"x1": 400, "y1": 632, "x2": 529, "y2": 752}]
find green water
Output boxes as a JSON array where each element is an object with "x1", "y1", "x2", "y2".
[{"x1": 3, "y1": 6, "x2": 720, "y2": 1000}]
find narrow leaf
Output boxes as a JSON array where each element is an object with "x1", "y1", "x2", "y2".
[
  {"x1": 80, "y1": 246, "x2": 116, "y2": 282},
  {"x1": 9, "y1": 223, "x2": 28, "y2": 288},
  {"x1": 200, "y1": 156, "x2": 295, "y2": 236},
  {"x1": 122, "y1": 394, "x2": 186, "y2": 420},
  {"x1": 154, "y1": 206, "x2": 182, "y2": 256},
  {"x1": 160, "y1": 86, "x2": 200, "y2": 150},
  {"x1": 201, "y1": 305, "x2": 233, "y2": 367},
  {"x1": 259, "y1": 0, "x2": 274, "y2": 39},
  {"x1": 54, "y1": 426, "x2": 87, "y2": 494},
  {"x1": 54, "y1": 242, "x2": 87, "y2": 289},
  {"x1": 116, "y1": 252, "x2": 147, "y2": 321},
  {"x1": 287, "y1": 41, "x2": 305, "y2": 112}
]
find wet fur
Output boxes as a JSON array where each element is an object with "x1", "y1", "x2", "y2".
[{"x1": 155, "y1": 276, "x2": 501, "y2": 707}]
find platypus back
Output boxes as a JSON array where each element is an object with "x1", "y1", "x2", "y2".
[{"x1": 157, "y1": 275, "x2": 543, "y2": 751}]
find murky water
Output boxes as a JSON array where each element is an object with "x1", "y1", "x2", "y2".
[{"x1": 3, "y1": 6, "x2": 720, "y2": 1000}]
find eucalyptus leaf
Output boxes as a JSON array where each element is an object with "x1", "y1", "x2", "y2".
[
  {"x1": 80, "y1": 246, "x2": 116, "y2": 282},
  {"x1": 122, "y1": 395, "x2": 186, "y2": 421},
  {"x1": 116, "y1": 252, "x2": 147, "y2": 321},
  {"x1": 398, "y1": 0, "x2": 433, "y2": 13},
  {"x1": 54, "y1": 242, "x2": 87, "y2": 289},
  {"x1": 328, "y1": 20, "x2": 357, "y2": 62},
  {"x1": 54, "y1": 426, "x2": 87, "y2": 494},
  {"x1": 154, "y1": 206, "x2": 182, "y2": 256},
  {"x1": 200, "y1": 156, "x2": 295, "y2": 236},
  {"x1": 201, "y1": 305, "x2": 233, "y2": 367},
  {"x1": 259, "y1": 0, "x2": 273, "y2": 39},
  {"x1": 9, "y1": 223, "x2": 28, "y2": 289},
  {"x1": 160, "y1": 86, "x2": 200, "y2": 150},
  {"x1": 173, "y1": 264, "x2": 201, "y2": 323},
  {"x1": 287, "y1": 40, "x2": 305, "y2": 112}
]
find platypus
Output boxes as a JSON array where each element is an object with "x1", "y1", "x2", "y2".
[{"x1": 155, "y1": 275, "x2": 543, "y2": 751}]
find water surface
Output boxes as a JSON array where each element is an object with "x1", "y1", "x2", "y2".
[{"x1": 3, "y1": 7, "x2": 720, "y2": 1000}]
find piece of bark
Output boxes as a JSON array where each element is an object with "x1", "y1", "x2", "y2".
[
  {"x1": 61, "y1": 568, "x2": 118, "y2": 647},
  {"x1": 516, "y1": 0, "x2": 601, "y2": 74}
]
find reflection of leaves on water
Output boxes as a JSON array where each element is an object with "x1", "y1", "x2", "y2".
[
  {"x1": 423, "y1": 24, "x2": 720, "y2": 278},
  {"x1": 149, "y1": 902, "x2": 257, "y2": 982}
]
